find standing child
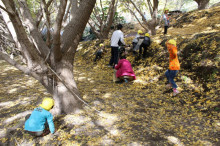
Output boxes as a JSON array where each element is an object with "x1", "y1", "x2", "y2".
[
  {"x1": 94, "y1": 43, "x2": 105, "y2": 62},
  {"x1": 165, "y1": 39, "x2": 180, "y2": 96},
  {"x1": 139, "y1": 33, "x2": 151, "y2": 58},
  {"x1": 24, "y1": 98, "x2": 55, "y2": 136},
  {"x1": 163, "y1": 8, "x2": 170, "y2": 35}
]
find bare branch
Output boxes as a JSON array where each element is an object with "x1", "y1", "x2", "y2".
[
  {"x1": 88, "y1": 21, "x2": 100, "y2": 37},
  {"x1": 0, "y1": 5, "x2": 14, "y2": 15},
  {"x1": 100, "y1": 0, "x2": 105, "y2": 21},
  {"x1": 41, "y1": 0, "x2": 52, "y2": 47},
  {"x1": 90, "y1": 16, "x2": 101, "y2": 28},
  {"x1": 129, "y1": 0, "x2": 147, "y2": 23},
  {"x1": 17, "y1": 0, "x2": 49, "y2": 58},
  {"x1": 125, "y1": 3, "x2": 148, "y2": 31},
  {"x1": 63, "y1": 1, "x2": 72, "y2": 23},
  {"x1": 103, "y1": 0, "x2": 116, "y2": 32},
  {"x1": 51, "y1": 0, "x2": 67, "y2": 62}
]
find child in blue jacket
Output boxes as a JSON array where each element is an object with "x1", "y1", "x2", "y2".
[{"x1": 24, "y1": 98, "x2": 55, "y2": 136}]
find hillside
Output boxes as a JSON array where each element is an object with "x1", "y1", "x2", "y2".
[
  {"x1": 77, "y1": 5, "x2": 220, "y2": 113},
  {"x1": 0, "y1": 5, "x2": 219, "y2": 146}
]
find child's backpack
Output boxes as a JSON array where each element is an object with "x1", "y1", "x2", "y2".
[{"x1": 142, "y1": 36, "x2": 151, "y2": 47}]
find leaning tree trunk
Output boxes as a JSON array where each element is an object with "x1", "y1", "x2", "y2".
[
  {"x1": 195, "y1": 0, "x2": 209, "y2": 10},
  {"x1": 0, "y1": 0, "x2": 96, "y2": 115}
]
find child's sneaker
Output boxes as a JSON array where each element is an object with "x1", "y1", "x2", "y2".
[
  {"x1": 173, "y1": 88, "x2": 180, "y2": 96},
  {"x1": 166, "y1": 83, "x2": 172, "y2": 89}
]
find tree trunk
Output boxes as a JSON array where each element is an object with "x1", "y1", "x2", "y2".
[
  {"x1": 149, "y1": 25, "x2": 156, "y2": 35},
  {"x1": 51, "y1": 57, "x2": 82, "y2": 115},
  {"x1": 195, "y1": 0, "x2": 209, "y2": 10}
]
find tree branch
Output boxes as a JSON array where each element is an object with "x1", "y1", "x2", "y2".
[
  {"x1": 125, "y1": 2, "x2": 148, "y2": 31},
  {"x1": 63, "y1": 1, "x2": 72, "y2": 23},
  {"x1": 88, "y1": 21, "x2": 100, "y2": 38},
  {"x1": 41, "y1": 0, "x2": 52, "y2": 47},
  {"x1": 61, "y1": 0, "x2": 96, "y2": 53},
  {"x1": 104, "y1": 0, "x2": 116, "y2": 33},
  {"x1": 100, "y1": 0, "x2": 105, "y2": 21},
  {"x1": 129, "y1": 0, "x2": 147, "y2": 23},
  {"x1": 18, "y1": 0, "x2": 49, "y2": 58},
  {"x1": 36, "y1": 0, "x2": 54, "y2": 28},
  {"x1": 0, "y1": 5, "x2": 14, "y2": 15},
  {"x1": 51, "y1": 0, "x2": 67, "y2": 63}
]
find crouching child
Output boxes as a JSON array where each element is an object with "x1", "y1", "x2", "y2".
[
  {"x1": 24, "y1": 98, "x2": 55, "y2": 136},
  {"x1": 94, "y1": 43, "x2": 105, "y2": 62},
  {"x1": 139, "y1": 33, "x2": 151, "y2": 58},
  {"x1": 132, "y1": 30, "x2": 144, "y2": 55},
  {"x1": 114, "y1": 47, "x2": 136, "y2": 83}
]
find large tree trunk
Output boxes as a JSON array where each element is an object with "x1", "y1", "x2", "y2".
[
  {"x1": 195, "y1": 0, "x2": 209, "y2": 10},
  {"x1": 51, "y1": 56, "x2": 82, "y2": 115},
  {"x1": 0, "y1": 0, "x2": 96, "y2": 115}
]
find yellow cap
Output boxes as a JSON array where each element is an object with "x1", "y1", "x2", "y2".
[
  {"x1": 99, "y1": 43, "x2": 104, "y2": 47},
  {"x1": 164, "y1": 8, "x2": 169, "y2": 12},
  {"x1": 145, "y1": 33, "x2": 150, "y2": 37},
  {"x1": 168, "y1": 39, "x2": 176, "y2": 46},
  {"x1": 138, "y1": 30, "x2": 143, "y2": 34},
  {"x1": 40, "y1": 98, "x2": 54, "y2": 111}
]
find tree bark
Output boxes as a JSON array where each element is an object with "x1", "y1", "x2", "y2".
[{"x1": 195, "y1": 0, "x2": 209, "y2": 10}]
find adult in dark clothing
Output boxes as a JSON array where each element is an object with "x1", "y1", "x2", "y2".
[
  {"x1": 109, "y1": 24, "x2": 126, "y2": 67},
  {"x1": 139, "y1": 33, "x2": 151, "y2": 58}
]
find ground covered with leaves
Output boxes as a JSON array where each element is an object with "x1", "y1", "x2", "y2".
[{"x1": 0, "y1": 6, "x2": 219, "y2": 146}]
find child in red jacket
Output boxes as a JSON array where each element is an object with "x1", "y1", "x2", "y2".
[{"x1": 115, "y1": 47, "x2": 136, "y2": 83}]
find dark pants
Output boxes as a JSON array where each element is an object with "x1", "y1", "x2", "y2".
[
  {"x1": 94, "y1": 52, "x2": 102, "y2": 62},
  {"x1": 109, "y1": 46, "x2": 119, "y2": 66},
  {"x1": 164, "y1": 26, "x2": 168, "y2": 34},
  {"x1": 139, "y1": 44, "x2": 148, "y2": 58},
  {"x1": 132, "y1": 42, "x2": 138, "y2": 55},
  {"x1": 165, "y1": 69, "x2": 178, "y2": 89},
  {"x1": 25, "y1": 114, "x2": 49, "y2": 137}
]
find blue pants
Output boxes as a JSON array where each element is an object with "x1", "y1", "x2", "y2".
[{"x1": 165, "y1": 69, "x2": 178, "y2": 89}]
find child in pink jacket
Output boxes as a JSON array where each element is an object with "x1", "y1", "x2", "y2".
[{"x1": 115, "y1": 47, "x2": 136, "y2": 83}]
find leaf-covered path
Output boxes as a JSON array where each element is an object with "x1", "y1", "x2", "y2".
[{"x1": 0, "y1": 55, "x2": 219, "y2": 145}]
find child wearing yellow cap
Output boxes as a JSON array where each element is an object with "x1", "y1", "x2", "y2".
[
  {"x1": 24, "y1": 98, "x2": 55, "y2": 136},
  {"x1": 165, "y1": 39, "x2": 180, "y2": 96},
  {"x1": 94, "y1": 43, "x2": 105, "y2": 62},
  {"x1": 132, "y1": 30, "x2": 144, "y2": 55}
]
